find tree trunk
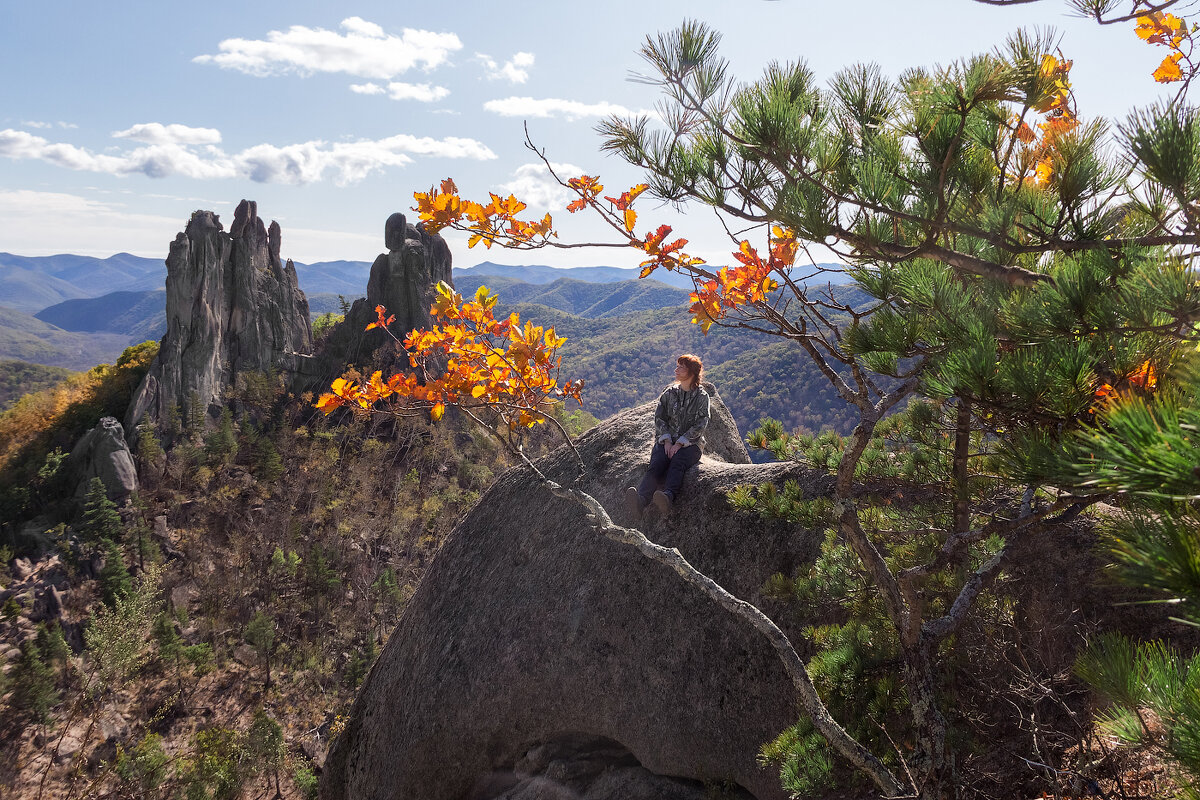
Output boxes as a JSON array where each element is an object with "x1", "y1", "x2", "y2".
[{"x1": 952, "y1": 399, "x2": 971, "y2": 536}]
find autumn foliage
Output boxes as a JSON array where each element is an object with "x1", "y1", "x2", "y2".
[
  {"x1": 415, "y1": 173, "x2": 793, "y2": 334},
  {"x1": 317, "y1": 283, "x2": 582, "y2": 430},
  {"x1": 1136, "y1": 10, "x2": 1194, "y2": 83}
]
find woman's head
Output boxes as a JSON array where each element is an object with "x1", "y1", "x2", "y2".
[{"x1": 675, "y1": 353, "x2": 703, "y2": 388}]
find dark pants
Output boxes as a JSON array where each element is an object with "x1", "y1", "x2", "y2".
[{"x1": 636, "y1": 443, "x2": 701, "y2": 504}]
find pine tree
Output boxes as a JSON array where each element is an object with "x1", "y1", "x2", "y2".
[
  {"x1": 136, "y1": 423, "x2": 165, "y2": 483},
  {"x1": 252, "y1": 437, "x2": 283, "y2": 483},
  {"x1": 247, "y1": 709, "x2": 285, "y2": 796},
  {"x1": 244, "y1": 610, "x2": 275, "y2": 692},
  {"x1": 79, "y1": 476, "x2": 123, "y2": 544},
  {"x1": 11, "y1": 638, "x2": 57, "y2": 722},
  {"x1": 187, "y1": 389, "x2": 207, "y2": 433},
  {"x1": 35, "y1": 621, "x2": 70, "y2": 674},
  {"x1": 399, "y1": 17, "x2": 1200, "y2": 797},
  {"x1": 204, "y1": 407, "x2": 238, "y2": 465},
  {"x1": 99, "y1": 539, "x2": 132, "y2": 608}
]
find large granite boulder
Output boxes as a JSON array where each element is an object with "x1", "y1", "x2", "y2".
[
  {"x1": 68, "y1": 416, "x2": 138, "y2": 501},
  {"x1": 125, "y1": 200, "x2": 313, "y2": 432},
  {"x1": 310, "y1": 213, "x2": 453, "y2": 383},
  {"x1": 322, "y1": 387, "x2": 831, "y2": 800}
]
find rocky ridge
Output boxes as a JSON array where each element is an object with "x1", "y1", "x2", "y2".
[{"x1": 124, "y1": 200, "x2": 313, "y2": 432}]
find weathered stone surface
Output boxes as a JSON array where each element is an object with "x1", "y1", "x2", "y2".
[
  {"x1": 474, "y1": 735, "x2": 753, "y2": 800},
  {"x1": 321, "y1": 387, "x2": 831, "y2": 800},
  {"x1": 309, "y1": 212, "x2": 453, "y2": 384},
  {"x1": 69, "y1": 416, "x2": 138, "y2": 500},
  {"x1": 125, "y1": 200, "x2": 313, "y2": 432}
]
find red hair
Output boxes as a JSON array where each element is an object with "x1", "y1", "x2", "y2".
[{"x1": 677, "y1": 353, "x2": 703, "y2": 385}]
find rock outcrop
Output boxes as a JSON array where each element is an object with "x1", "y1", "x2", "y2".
[
  {"x1": 322, "y1": 387, "x2": 828, "y2": 800},
  {"x1": 68, "y1": 416, "x2": 138, "y2": 500},
  {"x1": 311, "y1": 213, "x2": 452, "y2": 382},
  {"x1": 125, "y1": 200, "x2": 313, "y2": 432}
]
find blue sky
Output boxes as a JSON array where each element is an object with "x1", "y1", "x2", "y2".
[{"x1": 0, "y1": 0, "x2": 1183, "y2": 270}]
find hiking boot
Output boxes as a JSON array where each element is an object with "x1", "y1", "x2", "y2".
[
  {"x1": 652, "y1": 490, "x2": 672, "y2": 515},
  {"x1": 625, "y1": 487, "x2": 643, "y2": 520}
]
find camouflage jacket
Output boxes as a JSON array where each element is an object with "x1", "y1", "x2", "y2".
[{"x1": 654, "y1": 384, "x2": 711, "y2": 450}]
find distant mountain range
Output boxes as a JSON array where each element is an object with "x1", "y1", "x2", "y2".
[
  {"x1": 0, "y1": 251, "x2": 859, "y2": 435},
  {"x1": 0, "y1": 251, "x2": 848, "y2": 313}
]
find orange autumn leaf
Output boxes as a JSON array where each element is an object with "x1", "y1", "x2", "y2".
[
  {"x1": 1137, "y1": 12, "x2": 1188, "y2": 46},
  {"x1": 318, "y1": 289, "x2": 582, "y2": 431},
  {"x1": 604, "y1": 184, "x2": 649, "y2": 211},
  {"x1": 1129, "y1": 360, "x2": 1158, "y2": 390},
  {"x1": 623, "y1": 208, "x2": 637, "y2": 233},
  {"x1": 1154, "y1": 51, "x2": 1185, "y2": 83}
]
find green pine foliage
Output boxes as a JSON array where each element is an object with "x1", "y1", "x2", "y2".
[
  {"x1": 343, "y1": 636, "x2": 379, "y2": 689},
  {"x1": 99, "y1": 538, "x2": 133, "y2": 608},
  {"x1": 35, "y1": 621, "x2": 70, "y2": 671},
  {"x1": 252, "y1": 436, "x2": 283, "y2": 483},
  {"x1": 80, "y1": 477, "x2": 124, "y2": 544},
  {"x1": 244, "y1": 610, "x2": 276, "y2": 690},
  {"x1": 1057, "y1": 363, "x2": 1200, "y2": 792},
  {"x1": 10, "y1": 637, "x2": 58, "y2": 722},
  {"x1": 204, "y1": 407, "x2": 238, "y2": 465},
  {"x1": 186, "y1": 390, "x2": 207, "y2": 433}
]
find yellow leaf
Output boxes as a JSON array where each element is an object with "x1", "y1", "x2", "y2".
[
  {"x1": 430, "y1": 402, "x2": 446, "y2": 422},
  {"x1": 1034, "y1": 159, "x2": 1054, "y2": 185},
  {"x1": 623, "y1": 208, "x2": 637, "y2": 233},
  {"x1": 1154, "y1": 51, "x2": 1185, "y2": 83},
  {"x1": 471, "y1": 384, "x2": 486, "y2": 398}
]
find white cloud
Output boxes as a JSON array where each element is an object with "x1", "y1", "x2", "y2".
[
  {"x1": 483, "y1": 96, "x2": 649, "y2": 121},
  {"x1": 112, "y1": 122, "x2": 223, "y2": 145},
  {"x1": 20, "y1": 120, "x2": 78, "y2": 130},
  {"x1": 0, "y1": 128, "x2": 496, "y2": 186},
  {"x1": 475, "y1": 51, "x2": 535, "y2": 83},
  {"x1": 351, "y1": 81, "x2": 448, "y2": 102},
  {"x1": 500, "y1": 162, "x2": 583, "y2": 209},
  {"x1": 339, "y1": 16, "x2": 385, "y2": 38},
  {"x1": 0, "y1": 189, "x2": 387, "y2": 262},
  {"x1": 0, "y1": 189, "x2": 193, "y2": 257},
  {"x1": 194, "y1": 18, "x2": 462, "y2": 79}
]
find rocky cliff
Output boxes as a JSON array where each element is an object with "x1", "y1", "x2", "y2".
[
  {"x1": 321, "y1": 387, "x2": 826, "y2": 800},
  {"x1": 124, "y1": 200, "x2": 313, "y2": 432},
  {"x1": 310, "y1": 212, "x2": 452, "y2": 383}
]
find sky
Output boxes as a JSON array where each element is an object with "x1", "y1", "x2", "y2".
[{"x1": 0, "y1": 0, "x2": 1187, "y2": 272}]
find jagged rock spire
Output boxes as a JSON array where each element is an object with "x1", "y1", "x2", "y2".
[{"x1": 125, "y1": 200, "x2": 313, "y2": 432}]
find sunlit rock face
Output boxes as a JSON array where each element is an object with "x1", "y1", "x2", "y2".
[
  {"x1": 311, "y1": 212, "x2": 454, "y2": 381},
  {"x1": 321, "y1": 388, "x2": 830, "y2": 800},
  {"x1": 125, "y1": 199, "x2": 312, "y2": 433}
]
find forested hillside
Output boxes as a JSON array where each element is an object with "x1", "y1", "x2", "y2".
[{"x1": 0, "y1": 362, "x2": 74, "y2": 412}]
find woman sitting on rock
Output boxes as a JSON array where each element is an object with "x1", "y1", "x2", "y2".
[{"x1": 626, "y1": 354, "x2": 711, "y2": 518}]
